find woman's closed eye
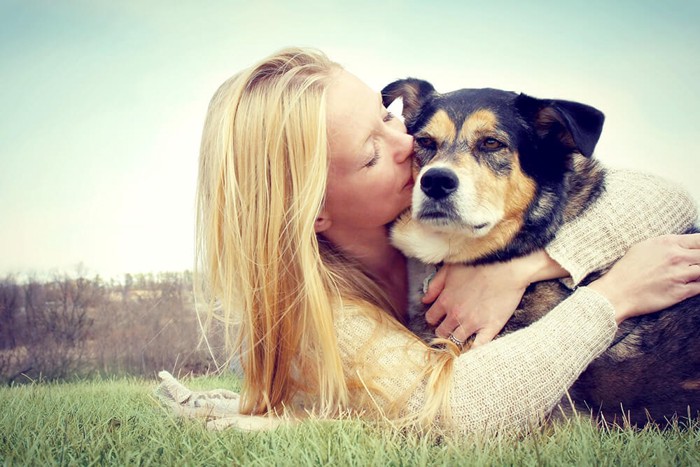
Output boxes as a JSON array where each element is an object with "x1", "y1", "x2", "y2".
[
  {"x1": 364, "y1": 139, "x2": 380, "y2": 168},
  {"x1": 363, "y1": 112, "x2": 395, "y2": 168}
]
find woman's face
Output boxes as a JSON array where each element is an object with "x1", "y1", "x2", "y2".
[{"x1": 320, "y1": 70, "x2": 415, "y2": 233}]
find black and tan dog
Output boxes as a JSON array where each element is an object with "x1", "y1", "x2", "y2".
[{"x1": 382, "y1": 78, "x2": 700, "y2": 427}]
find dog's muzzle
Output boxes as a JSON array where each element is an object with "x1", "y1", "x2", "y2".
[{"x1": 420, "y1": 167, "x2": 459, "y2": 200}]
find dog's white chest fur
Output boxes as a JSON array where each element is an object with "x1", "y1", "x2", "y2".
[{"x1": 391, "y1": 213, "x2": 453, "y2": 264}]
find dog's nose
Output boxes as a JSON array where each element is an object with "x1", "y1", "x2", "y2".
[{"x1": 420, "y1": 167, "x2": 459, "y2": 199}]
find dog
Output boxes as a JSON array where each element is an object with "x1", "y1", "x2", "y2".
[{"x1": 382, "y1": 78, "x2": 700, "y2": 427}]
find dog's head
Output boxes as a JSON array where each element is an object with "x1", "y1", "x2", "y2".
[{"x1": 382, "y1": 78, "x2": 605, "y2": 264}]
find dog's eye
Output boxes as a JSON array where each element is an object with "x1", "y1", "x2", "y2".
[
  {"x1": 415, "y1": 137, "x2": 437, "y2": 151},
  {"x1": 480, "y1": 138, "x2": 505, "y2": 151}
]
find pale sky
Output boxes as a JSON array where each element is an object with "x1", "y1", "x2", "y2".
[{"x1": 1, "y1": 0, "x2": 698, "y2": 280}]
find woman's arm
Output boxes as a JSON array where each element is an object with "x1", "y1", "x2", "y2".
[
  {"x1": 337, "y1": 234, "x2": 700, "y2": 436},
  {"x1": 547, "y1": 168, "x2": 697, "y2": 285},
  {"x1": 336, "y1": 287, "x2": 616, "y2": 436}
]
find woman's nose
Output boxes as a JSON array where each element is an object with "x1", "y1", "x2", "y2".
[{"x1": 391, "y1": 128, "x2": 414, "y2": 163}]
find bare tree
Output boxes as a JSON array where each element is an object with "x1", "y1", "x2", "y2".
[
  {"x1": 0, "y1": 275, "x2": 21, "y2": 349},
  {"x1": 15, "y1": 274, "x2": 101, "y2": 381},
  {"x1": 1, "y1": 270, "x2": 220, "y2": 384}
]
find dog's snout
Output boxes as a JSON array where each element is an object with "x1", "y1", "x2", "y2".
[{"x1": 420, "y1": 168, "x2": 459, "y2": 199}]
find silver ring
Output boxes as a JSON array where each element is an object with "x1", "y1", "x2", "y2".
[{"x1": 448, "y1": 333, "x2": 465, "y2": 350}]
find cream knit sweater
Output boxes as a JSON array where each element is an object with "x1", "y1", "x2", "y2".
[{"x1": 157, "y1": 169, "x2": 697, "y2": 434}]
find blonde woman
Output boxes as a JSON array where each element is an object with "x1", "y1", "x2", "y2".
[{"x1": 159, "y1": 48, "x2": 700, "y2": 435}]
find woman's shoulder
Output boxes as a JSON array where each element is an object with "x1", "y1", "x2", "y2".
[
  {"x1": 332, "y1": 299, "x2": 385, "y2": 336},
  {"x1": 332, "y1": 298, "x2": 421, "y2": 355}
]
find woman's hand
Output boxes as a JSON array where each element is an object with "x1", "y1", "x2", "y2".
[
  {"x1": 589, "y1": 233, "x2": 700, "y2": 324},
  {"x1": 422, "y1": 250, "x2": 569, "y2": 347}
]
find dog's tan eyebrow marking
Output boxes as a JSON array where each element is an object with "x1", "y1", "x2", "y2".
[
  {"x1": 459, "y1": 109, "x2": 500, "y2": 140},
  {"x1": 681, "y1": 379, "x2": 700, "y2": 390},
  {"x1": 421, "y1": 109, "x2": 456, "y2": 145}
]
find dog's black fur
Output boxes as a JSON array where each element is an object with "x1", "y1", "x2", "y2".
[{"x1": 383, "y1": 78, "x2": 700, "y2": 427}]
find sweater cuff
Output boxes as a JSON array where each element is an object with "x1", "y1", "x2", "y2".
[{"x1": 566, "y1": 286, "x2": 618, "y2": 340}]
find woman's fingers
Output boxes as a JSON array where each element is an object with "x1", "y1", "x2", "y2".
[
  {"x1": 677, "y1": 232, "x2": 700, "y2": 249},
  {"x1": 591, "y1": 233, "x2": 700, "y2": 322},
  {"x1": 682, "y1": 263, "x2": 700, "y2": 283},
  {"x1": 470, "y1": 327, "x2": 499, "y2": 348},
  {"x1": 422, "y1": 266, "x2": 447, "y2": 306},
  {"x1": 434, "y1": 313, "x2": 460, "y2": 338},
  {"x1": 687, "y1": 249, "x2": 700, "y2": 267},
  {"x1": 448, "y1": 323, "x2": 470, "y2": 342}
]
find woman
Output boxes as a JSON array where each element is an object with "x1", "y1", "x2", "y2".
[{"x1": 160, "y1": 48, "x2": 700, "y2": 435}]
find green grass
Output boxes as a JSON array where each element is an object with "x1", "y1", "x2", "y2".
[{"x1": 1, "y1": 376, "x2": 699, "y2": 466}]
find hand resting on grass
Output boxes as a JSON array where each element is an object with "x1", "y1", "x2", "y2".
[{"x1": 155, "y1": 371, "x2": 289, "y2": 431}]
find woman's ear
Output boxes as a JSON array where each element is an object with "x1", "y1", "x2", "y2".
[{"x1": 314, "y1": 210, "x2": 332, "y2": 233}]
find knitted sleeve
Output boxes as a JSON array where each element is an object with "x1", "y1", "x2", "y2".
[
  {"x1": 335, "y1": 287, "x2": 617, "y2": 436},
  {"x1": 546, "y1": 169, "x2": 698, "y2": 286}
]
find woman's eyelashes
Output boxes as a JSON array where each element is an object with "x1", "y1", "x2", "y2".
[
  {"x1": 364, "y1": 140, "x2": 380, "y2": 168},
  {"x1": 363, "y1": 111, "x2": 394, "y2": 168}
]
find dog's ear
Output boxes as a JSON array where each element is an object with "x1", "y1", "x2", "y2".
[
  {"x1": 381, "y1": 78, "x2": 437, "y2": 121},
  {"x1": 516, "y1": 94, "x2": 605, "y2": 157}
]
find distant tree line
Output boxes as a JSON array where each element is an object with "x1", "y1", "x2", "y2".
[{"x1": 0, "y1": 272, "x2": 223, "y2": 384}]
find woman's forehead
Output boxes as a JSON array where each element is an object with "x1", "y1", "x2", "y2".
[
  {"x1": 327, "y1": 71, "x2": 377, "y2": 115},
  {"x1": 326, "y1": 70, "x2": 380, "y2": 156}
]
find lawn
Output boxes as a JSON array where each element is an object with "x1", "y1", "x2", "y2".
[{"x1": 1, "y1": 375, "x2": 699, "y2": 466}]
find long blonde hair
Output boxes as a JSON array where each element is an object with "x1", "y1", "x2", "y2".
[{"x1": 196, "y1": 48, "x2": 455, "y2": 423}]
